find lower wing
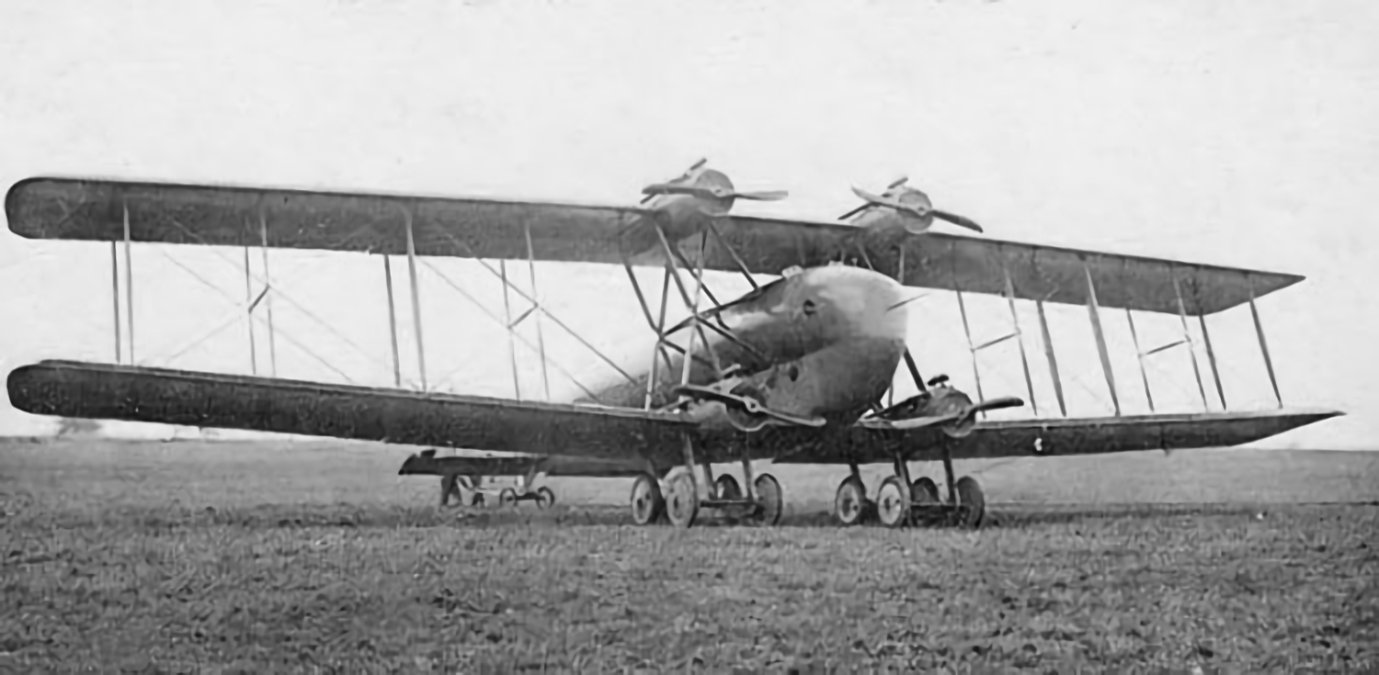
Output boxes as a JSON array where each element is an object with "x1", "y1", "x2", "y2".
[
  {"x1": 6, "y1": 360, "x2": 693, "y2": 471},
  {"x1": 7, "y1": 360, "x2": 1342, "y2": 471},
  {"x1": 777, "y1": 408, "x2": 1343, "y2": 464}
]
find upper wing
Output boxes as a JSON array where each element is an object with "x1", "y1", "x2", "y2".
[
  {"x1": 710, "y1": 215, "x2": 1304, "y2": 315},
  {"x1": 6, "y1": 360, "x2": 692, "y2": 470},
  {"x1": 773, "y1": 408, "x2": 1343, "y2": 465},
  {"x1": 4, "y1": 176, "x2": 649, "y2": 264},
  {"x1": 7, "y1": 176, "x2": 1302, "y2": 314}
]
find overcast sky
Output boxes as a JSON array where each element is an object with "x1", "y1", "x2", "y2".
[{"x1": 2, "y1": 0, "x2": 1376, "y2": 448}]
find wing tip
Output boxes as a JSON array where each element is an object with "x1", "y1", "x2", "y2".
[{"x1": 5, "y1": 176, "x2": 52, "y2": 239}]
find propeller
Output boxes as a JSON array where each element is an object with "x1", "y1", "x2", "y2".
[
  {"x1": 642, "y1": 183, "x2": 789, "y2": 201},
  {"x1": 639, "y1": 158, "x2": 789, "y2": 204},
  {"x1": 838, "y1": 176, "x2": 983, "y2": 234},
  {"x1": 880, "y1": 391, "x2": 1023, "y2": 436}
]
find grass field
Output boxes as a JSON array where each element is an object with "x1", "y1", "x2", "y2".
[{"x1": 2, "y1": 438, "x2": 1377, "y2": 672}]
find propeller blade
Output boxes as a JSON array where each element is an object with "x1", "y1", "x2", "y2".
[
  {"x1": 887, "y1": 175, "x2": 910, "y2": 189},
  {"x1": 688, "y1": 157, "x2": 707, "y2": 172},
  {"x1": 959, "y1": 396, "x2": 1025, "y2": 422},
  {"x1": 644, "y1": 183, "x2": 786, "y2": 202},
  {"x1": 641, "y1": 183, "x2": 712, "y2": 198},
  {"x1": 850, "y1": 185, "x2": 893, "y2": 206},
  {"x1": 730, "y1": 190, "x2": 788, "y2": 201},
  {"x1": 878, "y1": 412, "x2": 964, "y2": 431},
  {"x1": 851, "y1": 185, "x2": 927, "y2": 216},
  {"x1": 837, "y1": 202, "x2": 871, "y2": 220},
  {"x1": 933, "y1": 209, "x2": 983, "y2": 233}
]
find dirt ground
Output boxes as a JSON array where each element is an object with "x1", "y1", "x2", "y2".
[{"x1": 2, "y1": 438, "x2": 1376, "y2": 671}]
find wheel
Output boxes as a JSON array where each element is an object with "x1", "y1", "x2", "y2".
[
  {"x1": 833, "y1": 476, "x2": 867, "y2": 526},
  {"x1": 908, "y1": 476, "x2": 940, "y2": 525},
  {"x1": 714, "y1": 474, "x2": 742, "y2": 500},
  {"x1": 875, "y1": 476, "x2": 911, "y2": 528},
  {"x1": 752, "y1": 473, "x2": 784, "y2": 526},
  {"x1": 665, "y1": 470, "x2": 700, "y2": 528},
  {"x1": 911, "y1": 477, "x2": 940, "y2": 504},
  {"x1": 535, "y1": 486, "x2": 556, "y2": 509},
  {"x1": 953, "y1": 475, "x2": 985, "y2": 528},
  {"x1": 713, "y1": 474, "x2": 746, "y2": 524},
  {"x1": 499, "y1": 487, "x2": 518, "y2": 508},
  {"x1": 629, "y1": 473, "x2": 664, "y2": 525}
]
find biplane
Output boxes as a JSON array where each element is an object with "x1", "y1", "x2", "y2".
[{"x1": 3, "y1": 160, "x2": 1342, "y2": 529}]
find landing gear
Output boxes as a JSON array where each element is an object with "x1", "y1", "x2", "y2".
[
  {"x1": 496, "y1": 482, "x2": 557, "y2": 509},
  {"x1": 861, "y1": 469, "x2": 986, "y2": 529},
  {"x1": 625, "y1": 434, "x2": 786, "y2": 528},
  {"x1": 839, "y1": 444, "x2": 987, "y2": 529}
]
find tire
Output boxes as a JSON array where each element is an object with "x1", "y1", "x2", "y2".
[
  {"x1": 665, "y1": 471, "x2": 699, "y2": 528},
  {"x1": 535, "y1": 486, "x2": 556, "y2": 509},
  {"x1": 499, "y1": 487, "x2": 518, "y2": 508},
  {"x1": 714, "y1": 474, "x2": 742, "y2": 500},
  {"x1": 629, "y1": 473, "x2": 664, "y2": 525},
  {"x1": 875, "y1": 476, "x2": 910, "y2": 528},
  {"x1": 911, "y1": 477, "x2": 940, "y2": 504},
  {"x1": 834, "y1": 476, "x2": 867, "y2": 526},
  {"x1": 953, "y1": 475, "x2": 985, "y2": 529},
  {"x1": 753, "y1": 473, "x2": 784, "y2": 526}
]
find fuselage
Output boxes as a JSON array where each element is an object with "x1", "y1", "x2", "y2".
[{"x1": 583, "y1": 264, "x2": 911, "y2": 428}]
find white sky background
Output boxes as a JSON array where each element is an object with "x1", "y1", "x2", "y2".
[{"x1": 1, "y1": 0, "x2": 1376, "y2": 448}]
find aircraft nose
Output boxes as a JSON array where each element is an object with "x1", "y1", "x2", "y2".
[{"x1": 802, "y1": 265, "x2": 909, "y2": 341}]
